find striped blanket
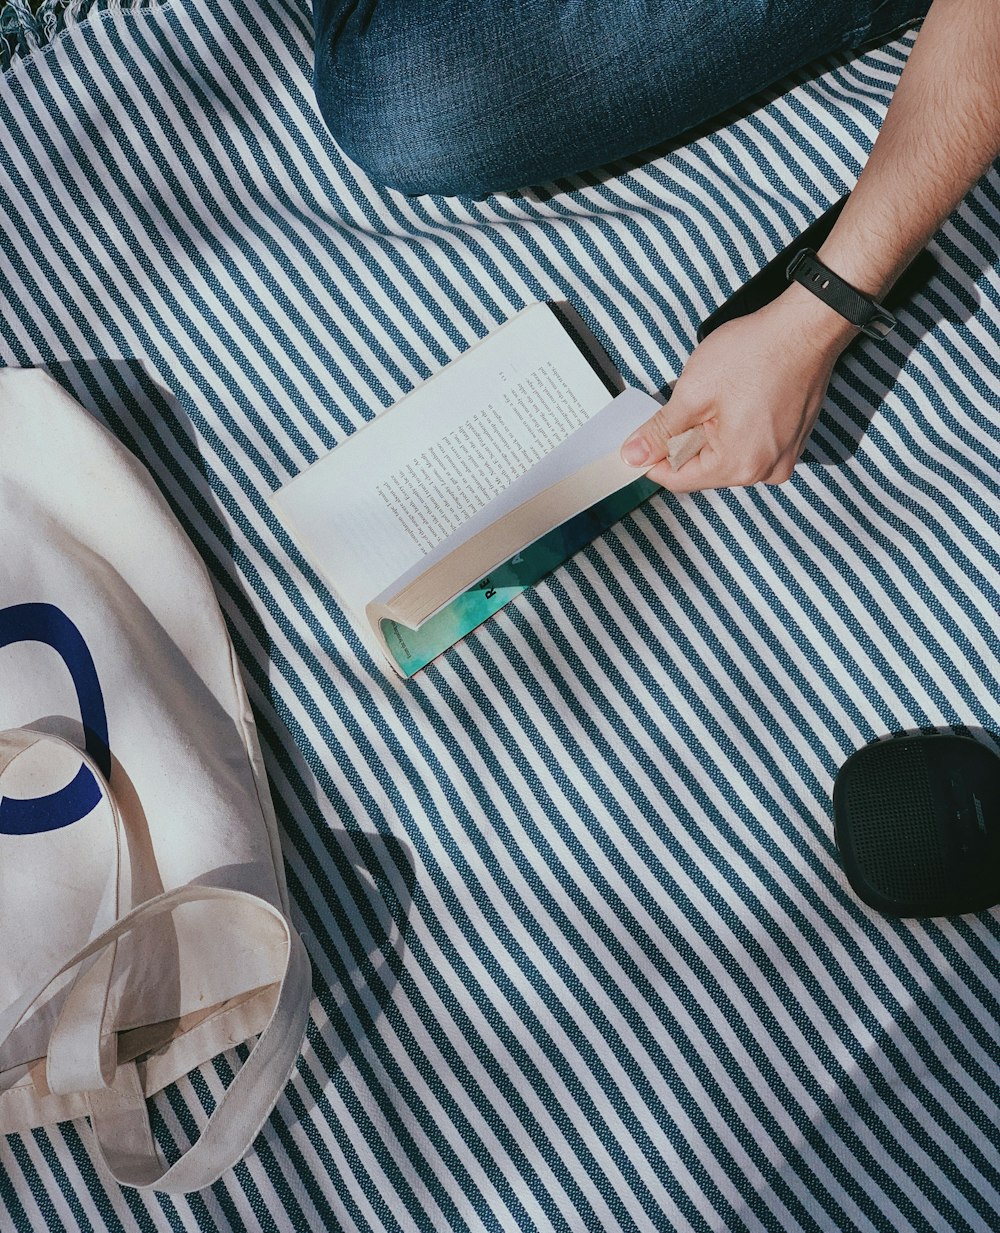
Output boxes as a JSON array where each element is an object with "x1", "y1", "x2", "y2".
[{"x1": 2, "y1": 1, "x2": 1000, "y2": 1229}]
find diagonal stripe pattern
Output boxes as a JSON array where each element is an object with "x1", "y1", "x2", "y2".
[{"x1": 2, "y1": 4, "x2": 999, "y2": 1231}]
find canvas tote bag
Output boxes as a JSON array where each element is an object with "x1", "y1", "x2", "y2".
[{"x1": 0, "y1": 369, "x2": 312, "y2": 1193}]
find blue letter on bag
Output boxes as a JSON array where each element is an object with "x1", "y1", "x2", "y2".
[{"x1": 0, "y1": 604, "x2": 110, "y2": 836}]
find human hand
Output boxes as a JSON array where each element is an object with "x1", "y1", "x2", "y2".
[{"x1": 621, "y1": 285, "x2": 859, "y2": 492}]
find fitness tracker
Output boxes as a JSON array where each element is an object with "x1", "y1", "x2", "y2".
[{"x1": 786, "y1": 248, "x2": 897, "y2": 340}]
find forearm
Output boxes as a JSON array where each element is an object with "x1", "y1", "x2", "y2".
[
  {"x1": 817, "y1": 0, "x2": 1000, "y2": 301},
  {"x1": 623, "y1": 0, "x2": 1000, "y2": 491}
]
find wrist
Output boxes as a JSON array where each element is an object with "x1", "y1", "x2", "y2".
[
  {"x1": 785, "y1": 248, "x2": 896, "y2": 341},
  {"x1": 771, "y1": 281, "x2": 861, "y2": 354},
  {"x1": 814, "y1": 241, "x2": 895, "y2": 301}
]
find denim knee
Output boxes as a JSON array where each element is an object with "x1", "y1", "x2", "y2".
[
  {"x1": 310, "y1": 0, "x2": 672, "y2": 198},
  {"x1": 311, "y1": 0, "x2": 933, "y2": 199},
  {"x1": 311, "y1": 2, "x2": 508, "y2": 197}
]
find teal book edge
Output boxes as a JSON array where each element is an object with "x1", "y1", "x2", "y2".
[{"x1": 380, "y1": 475, "x2": 659, "y2": 677}]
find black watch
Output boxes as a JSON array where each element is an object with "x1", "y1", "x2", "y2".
[{"x1": 786, "y1": 248, "x2": 896, "y2": 340}]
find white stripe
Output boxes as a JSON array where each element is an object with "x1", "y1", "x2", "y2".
[{"x1": 4, "y1": 6, "x2": 1000, "y2": 1231}]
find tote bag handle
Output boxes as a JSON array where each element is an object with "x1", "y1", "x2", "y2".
[
  {"x1": 82, "y1": 884, "x2": 311, "y2": 1192},
  {"x1": 0, "y1": 729, "x2": 311, "y2": 1194}
]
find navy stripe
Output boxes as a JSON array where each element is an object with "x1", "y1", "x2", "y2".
[{"x1": 3, "y1": 7, "x2": 999, "y2": 1232}]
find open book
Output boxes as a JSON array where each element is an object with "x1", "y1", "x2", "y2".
[{"x1": 270, "y1": 302, "x2": 677, "y2": 676}]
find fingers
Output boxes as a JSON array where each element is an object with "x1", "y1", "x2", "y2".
[
  {"x1": 620, "y1": 412, "x2": 674, "y2": 469},
  {"x1": 643, "y1": 448, "x2": 717, "y2": 493},
  {"x1": 617, "y1": 369, "x2": 807, "y2": 491},
  {"x1": 620, "y1": 384, "x2": 709, "y2": 470},
  {"x1": 666, "y1": 425, "x2": 707, "y2": 469},
  {"x1": 646, "y1": 442, "x2": 799, "y2": 493}
]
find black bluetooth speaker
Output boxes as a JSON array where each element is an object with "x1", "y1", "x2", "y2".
[{"x1": 832, "y1": 732, "x2": 1000, "y2": 917}]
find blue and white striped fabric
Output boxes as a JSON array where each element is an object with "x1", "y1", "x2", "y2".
[{"x1": 2, "y1": 0, "x2": 1000, "y2": 1228}]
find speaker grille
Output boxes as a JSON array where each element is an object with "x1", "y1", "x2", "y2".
[{"x1": 842, "y1": 742, "x2": 944, "y2": 901}]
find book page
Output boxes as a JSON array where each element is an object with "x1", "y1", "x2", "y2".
[
  {"x1": 369, "y1": 386, "x2": 659, "y2": 624},
  {"x1": 270, "y1": 304, "x2": 615, "y2": 618},
  {"x1": 374, "y1": 361, "x2": 594, "y2": 555}
]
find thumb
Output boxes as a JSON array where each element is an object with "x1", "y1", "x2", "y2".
[{"x1": 620, "y1": 383, "x2": 708, "y2": 469}]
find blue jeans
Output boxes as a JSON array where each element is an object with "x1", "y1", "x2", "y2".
[{"x1": 312, "y1": 0, "x2": 930, "y2": 197}]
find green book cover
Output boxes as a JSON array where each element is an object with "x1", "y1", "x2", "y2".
[{"x1": 380, "y1": 475, "x2": 658, "y2": 676}]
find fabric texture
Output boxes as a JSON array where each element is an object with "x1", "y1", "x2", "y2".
[
  {"x1": 312, "y1": 0, "x2": 931, "y2": 195},
  {"x1": 1, "y1": 0, "x2": 999, "y2": 1228},
  {"x1": 0, "y1": 0, "x2": 158, "y2": 70}
]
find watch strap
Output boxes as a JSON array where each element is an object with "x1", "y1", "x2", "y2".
[{"x1": 786, "y1": 248, "x2": 896, "y2": 339}]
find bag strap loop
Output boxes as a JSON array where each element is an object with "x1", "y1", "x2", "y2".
[
  {"x1": 0, "y1": 730, "x2": 312, "y2": 1194},
  {"x1": 73, "y1": 883, "x2": 311, "y2": 1193}
]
